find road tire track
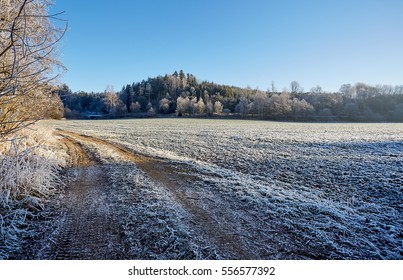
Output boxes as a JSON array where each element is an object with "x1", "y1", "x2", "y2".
[
  {"x1": 44, "y1": 134, "x2": 127, "y2": 259},
  {"x1": 57, "y1": 130, "x2": 256, "y2": 259}
]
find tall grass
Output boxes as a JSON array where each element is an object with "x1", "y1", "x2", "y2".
[{"x1": 0, "y1": 126, "x2": 66, "y2": 259}]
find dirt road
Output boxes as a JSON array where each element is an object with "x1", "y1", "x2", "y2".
[
  {"x1": 12, "y1": 129, "x2": 316, "y2": 260},
  {"x1": 54, "y1": 132, "x2": 254, "y2": 259},
  {"x1": 16, "y1": 130, "x2": 266, "y2": 259},
  {"x1": 40, "y1": 135, "x2": 127, "y2": 259}
]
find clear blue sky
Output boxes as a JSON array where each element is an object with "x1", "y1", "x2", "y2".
[{"x1": 52, "y1": 0, "x2": 403, "y2": 93}]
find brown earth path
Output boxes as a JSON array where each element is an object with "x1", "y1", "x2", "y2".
[
  {"x1": 45, "y1": 135, "x2": 127, "y2": 259},
  {"x1": 50, "y1": 130, "x2": 255, "y2": 259}
]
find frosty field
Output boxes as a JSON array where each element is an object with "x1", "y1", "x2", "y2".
[{"x1": 39, "y1": 119, "x2": 402, "y2": 259}]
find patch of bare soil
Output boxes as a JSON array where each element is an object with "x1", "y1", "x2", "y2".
[
  {"x1": 47, "y1": 165, "x2": 126, "y2": 259},
  {"x1": 59, "y1": 136, "x2": 94, "y2": 166},
  {"x1": 14, "y1": 134, "x2": 127, "y2": 259},
  {"x1": 58, "y1": 130, "x2": 256, "y2": 259},
  {"x1": 49, "y1": 135, "x2": 127, "y2": 259}
]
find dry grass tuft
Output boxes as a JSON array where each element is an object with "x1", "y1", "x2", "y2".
[{"x1": 0, "y1": 125, "x2": 66, "y2": 259}]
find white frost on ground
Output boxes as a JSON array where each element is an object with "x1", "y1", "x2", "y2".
[
  {"x1": 80, "y1": 140, "x2": 221, "y2": 259},
  {"x1": 0, "y1": 125, "x2": 67, "y2": 259},
  {"x1": 41, "y1": 119, "x2": 403, "y2": 259}
]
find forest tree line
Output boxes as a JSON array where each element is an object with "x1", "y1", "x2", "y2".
[{"x1": 58, "y1": 70, "x2": 403, "y2": 122}]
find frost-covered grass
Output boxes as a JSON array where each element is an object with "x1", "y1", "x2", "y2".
[
  {"x1": 41, "y1": 119, "x2": 403, "y2": 259},
  {"x1": 109, "y1": 164, "x2": 202, "y2": 259},
  {"x1": 0, "y1": 126, "x2": 67, "y2": 259},
  {"x1": 75, "y1": 138, "x2": 214, "y2": 259}
]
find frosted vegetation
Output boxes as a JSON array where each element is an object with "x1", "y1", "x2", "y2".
[
  {"x1": 42, "y1": 119, "x2": 403, "y2": 259},
  {"x1": 0, "y1": 126, "x2": 67, "y2": 259}
]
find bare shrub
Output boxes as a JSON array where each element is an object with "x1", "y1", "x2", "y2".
[{"x1": 0, "y1": 126, "x2": 65, "y2": 259}]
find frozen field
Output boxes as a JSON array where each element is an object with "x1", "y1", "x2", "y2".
[{"x1": 42, "y1": 119, "x2": 403, "y2": 259}]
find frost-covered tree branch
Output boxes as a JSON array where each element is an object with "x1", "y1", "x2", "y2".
[{"x1": 0, "y1": 0, "x2": 67, "y2": 139}]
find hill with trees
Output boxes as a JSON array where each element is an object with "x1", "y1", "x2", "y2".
[{"x1": 59, "y1": 71, "x2": 403, "y2": 122}]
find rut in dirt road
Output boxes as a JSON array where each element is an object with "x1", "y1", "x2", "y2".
[
  {"x1": 57, "y1": 130, "x2": 256, "y2": 259},
  {"x1": 46, "y1": 135, "x2": 127, "y2": 259}
]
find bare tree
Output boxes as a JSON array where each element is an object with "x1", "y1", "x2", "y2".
[
  {"x1": 235, "y1": 97, "x2": 250, "y2": 117},
  {"x1": 104, "y1": 86, "x2": 119, "y2": 113},
  {"x1": 206, "y1": 100, "x2": 213, "y2": 116},
  {"x1": 130, "y1": 101, "x2": 141, "y2": 113},
  {"x1": 290, "y1": 81, "x2": 303, "y2": 94},
  {"x1": 190, "y1": 96, "x2": 197, "y2": 115},
  {"x1": 252, "y1": 91, "x2": 268, "y2": 117},
  {"x1": 145, "y1": 82, "x2": 152, "y2": 103},
  {"x1": 214, "y1": 101, "x2": 223, "y2": 114},
  {"x1": 196, "y1": 97, "x2": 205, "y2": 115},
  {"x1": 339, "y1": 83, "x2": 354, "y2": 98},
  {"x1": 310, "y1": 85, "x2": 324, "y2": 94},
  {"x1": 103, "y1": 85, "x2": 126, "y2": 116},
  {"x1": 176, "y1": 96, "x2": 189, "y2": 116},
  {"x1": 291, "y1": 98, "x2": 314, "y2": 119},
  {"x1": 0, "y1": 0, "x2": 67, "y2": 139},
  {"x1": 268, "y1": 92, "x2": 292, "y2": 118},
  {"x1": 271, "y1": 81, "x2": 277, "y2": 93},
  {"x1": 159, "y1": 98, "x2": 171, "y2": 114}
]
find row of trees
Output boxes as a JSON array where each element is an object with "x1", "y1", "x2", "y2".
[
  {"x1": 59, "y1": 72, "x2": 403, "y2": 122},
  {"x1": 0, "y1": 0, "x2": 66, "y2": 139}
]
